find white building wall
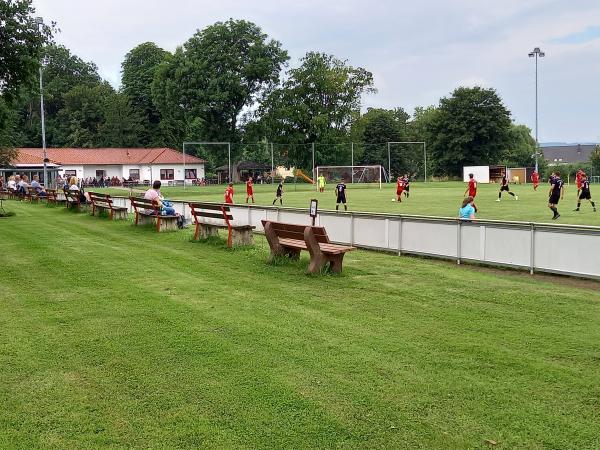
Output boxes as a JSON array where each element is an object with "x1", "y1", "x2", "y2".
[
  {"x1": 58, "y1": 164, "x2": 204, "y2": 183},
  {"x1": 82, "y1": 165, "x2": 122, "y2": 179},
  {"x1": 59, "y1": 165, "x2": 84, "y2": 180}
]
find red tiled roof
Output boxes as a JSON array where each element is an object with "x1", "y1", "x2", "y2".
[
  {"x1": 13, "y1": 151, "x2": 61, "y2": 165},
  {"x1": 15, "y1": 148, "x2": 205, "y2": 165}
]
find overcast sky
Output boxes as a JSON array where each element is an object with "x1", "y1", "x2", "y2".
[{"x1": 32, "y1": 0, "x2": 600, "y2": 143}]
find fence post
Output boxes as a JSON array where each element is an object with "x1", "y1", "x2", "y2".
[
  {"x1": 457, "y1": 219, "x2": 462, "y2": 264},
  {"x1": 530, "y1": 223, "x2": 535, "y2": 275},
  {"x1": 397, "y1": 217, "x2": 403, "y2": 256},
  {"x1": 347, "y1": 213, "x2": 354, "y2": 246}
]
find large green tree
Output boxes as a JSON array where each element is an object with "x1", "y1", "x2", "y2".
[
  {"x1": 501, "y1": 123, "x2": 538, "y2": 167},
  {"x1": 121, "y1": 42, "x2": 170, "y2": 146},
  {"x1": 350, "y1": 108, "x2": 408, "y2": 171},
  {"x1": 1, "y1": 0, "x2": 53, "y2": 163},
  {"x1": 14, "y1": 44, "x2": 102, "y2": 147},
  {"x1": 98, "y1": 93, "x2": 144, "y2": 147},
  {"x1": 58, "y1": 82, "x2": 115, "y2": 147},
  {"x1": 256, "y1": 52, "x2": 375, "y2": 168},
  {"x1": 429, "y1": 87, "x2": 512, "y2": 176},
  {"x1": 152, "y1": 19, "x2": 289, "y2": 149}
]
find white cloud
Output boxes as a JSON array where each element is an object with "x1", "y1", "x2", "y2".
[{"x1": 32, "y1": 0, "x2": 600, "y2": 142}]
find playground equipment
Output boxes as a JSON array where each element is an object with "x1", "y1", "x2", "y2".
[{"x1": 295, "y1": 169, "x2": 314, "y2": 184}]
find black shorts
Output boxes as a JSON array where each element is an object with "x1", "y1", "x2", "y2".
[
  {"x1": 336, "y1": 195, "x2": 346, "y2": 204},
  {"x1": 549, "y1": 193, "x2": 560, "y2": 205},
  {"x1": 500, "y1": 185, "x2": 510, "y2": 192},
  {"x1": 579, "y1": 190, "x2": 591, "y2": 200},
  {"x1": 405, "y1": 185, "x2": 410, "y2": 192}
]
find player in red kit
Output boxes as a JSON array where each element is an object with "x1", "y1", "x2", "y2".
[
  {"x1": 245, "y1": 177, "x2": 255, "y2": 203},
  {"x1": 396, "y1": 176, "x2": 404, "y2": 202},
  {"x1": 576, "y1": 169, "x2": 585, "y2": 198},
  {"x1": 463, "y1": 173, "x2": 478, "y2": 212},
  {"x1": 531, "y1": 170, "x2": 539, "y2": 191},
  {"x1": 224, "y1": 182, "x2": 234, "y2": 204}
]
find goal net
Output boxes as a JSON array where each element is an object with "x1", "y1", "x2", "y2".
[{"x1": 315, "y1": 165, "x2": 388, "y2": 189}]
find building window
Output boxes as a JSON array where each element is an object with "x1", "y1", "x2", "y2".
[
  {"x1": 129, "y1": 169, "x2": 140, "y2": 180},
  {"x1": 185, "y1": 169, "x2": 197, "y2": 179},
  {"x1": 160, "y1": 169, "x2": 174, "y2": 180},
  {"x1": 96, "y1": 170, "x2": 106, "y2": 178}
]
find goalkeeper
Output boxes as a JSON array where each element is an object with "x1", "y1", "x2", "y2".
[{"x1": 318, "y1": 174, "x2": 326, "y2": 193}]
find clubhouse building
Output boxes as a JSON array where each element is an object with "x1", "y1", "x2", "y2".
[{"x1": 1, "y1": 147, "x2": 205, "y2": 185}]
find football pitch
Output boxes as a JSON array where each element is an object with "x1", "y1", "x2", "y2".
[
  {"x1": 102, "y1": 181, "x2": 599, "y2": 226},
  {"x1": 1, "y1": 201, "x2": 600, "y2": 448}
]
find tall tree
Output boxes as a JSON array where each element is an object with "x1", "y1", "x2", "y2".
[
  {"x1": 58, "y1": 82, "x2": 115, "y2": 147},
  {"x1": 0, "y1": 0, "x2": 53, "y2": 100},
  {"x1": 121, "y1": 42, "x2": 170, "y2": 146},
  {"x1": 429, "y1": 87, "x2": 512, "y2": 176},
  {"x1": 351, "y1": 108, "x2": 408, "y2": 169},
  {"x1": 14, "y1": 44, "x2": 102, "y2": 147},
  {"x1": 152, "y1": 19, "x2": 289, "y2": 148},
  {"x1": 98, "y1": 93, "x2": 144, "y2": 147},
  {"x1": 257, "y1": 52, "x2": 375, "y2": 168},
  {"x1": 501, "y1": 123, "x2": 537, "y2": 167},
  {"x1": 0, "y1": 0, "x2": 53, "y2": 163}
]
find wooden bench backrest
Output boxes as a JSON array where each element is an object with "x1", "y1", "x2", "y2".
[
  {"x1": 261, "y1": 220, "x2": 330, "y2": 243},
  {"x1": 88, "y1": 192, "x2": 113, "y2": 207},
  {"x1": 188, "y1": 202, "x2": 233, "y2": 224},
  {"x1": 130, "y1": 196, "x2": 159, "y2": 215},
  {"x1": 65, "y1": 190, "x2": 81, "y2": 203}
]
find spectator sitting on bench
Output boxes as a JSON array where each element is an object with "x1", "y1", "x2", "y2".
[
  {"x1": 31, "y1": 175, "x2": 47, "y2": 197},
  {"x1": 7, "y1": 175, "x2": 16, "y2": 190},
  {"x1": 144, "y1": 180, "x2": 176, "y2": 216},
  {"x1": 17, "y1": 175, "x2": 29, "y2": 195},
  {"x1": 68, "y1": 176, "x2": 88, "y2": 203}
]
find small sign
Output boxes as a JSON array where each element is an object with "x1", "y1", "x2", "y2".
[{"x1": 309, "y1": 199, "x2": 318, "y2": 217}]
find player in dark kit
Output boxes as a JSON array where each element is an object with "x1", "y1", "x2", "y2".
[
  {"x1": 402, "y1": 174, "x2": 410, "y2": 198},
  {"x1": 548, "y1": 171, "x2": 564, "y2": 220},
  {"x1": 496, "y1": 174, "x2": 518, "y2": 201},
  {"x1": 272, "y1": 182, "x2": 283, "y2": 206},
  {"x1": 573, "y1": 174, "x2": 596, "y2": 212},
  {"x1": 335, "y1": 181, "x2": 348, "y2": 211}
]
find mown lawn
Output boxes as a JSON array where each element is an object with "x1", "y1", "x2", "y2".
[
  {"x1": 1, "y1": 201, "x2": 600, "y2": 449},
  {"x1": 100, "y1": 181, "x2": 600, "y2": 226}
]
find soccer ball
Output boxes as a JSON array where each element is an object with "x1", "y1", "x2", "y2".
[{"x1": 391, "y1": 198, "x2": 396, "y2": 202}]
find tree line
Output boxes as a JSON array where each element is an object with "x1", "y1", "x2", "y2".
[{"x1": 1, "y1": 0, "x2": 554, "y2": 177}]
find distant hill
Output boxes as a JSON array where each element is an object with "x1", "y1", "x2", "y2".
[{"x1": 541, "y1": 142, "x2": 598, "y2": 147}]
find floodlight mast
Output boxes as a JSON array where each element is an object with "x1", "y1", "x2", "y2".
[
  {"x1": 529, "y1": 47, "x2": 545, "y2": 172},
  {"x1": 36, "y1": 17, "x2": 48, "y2": 188}
]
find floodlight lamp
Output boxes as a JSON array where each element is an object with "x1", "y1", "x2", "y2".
[
  {"x1": 539, "y1": 52, "x2": 545, "y2": 57},
  {"x1": 528, "y1": 52, "x2": 535, "y2": 57}
]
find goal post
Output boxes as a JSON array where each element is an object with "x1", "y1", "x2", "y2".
[{"x1": 315, "y1": 165, "x2": 387, "y2": 189}]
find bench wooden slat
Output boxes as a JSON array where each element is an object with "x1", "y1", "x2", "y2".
[
  {"x1": 262, "y1": 220, "x2": 355, "y2": 274},
  {"x1": 188, "y1": 201, "x2": 254, "y2": 247},
  {"x1": 188, "y1": 202, "x2": 224, "y2": 211}
]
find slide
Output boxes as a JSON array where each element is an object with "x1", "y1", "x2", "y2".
[{"x1": 295, "y1": 169, "x2": 314, "y2": 184}]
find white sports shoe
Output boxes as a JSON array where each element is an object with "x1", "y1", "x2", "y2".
[
  {"x1": 515, "y1": 196, "x2": 519, "y2": 200},
  {"x1": 496, "y1": 198, "x2": 501, "y2": 202}
]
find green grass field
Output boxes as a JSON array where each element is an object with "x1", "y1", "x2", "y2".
[
  {"x1": 100, "y1": 181, "x2": 600, "y2": 226},
  {"x1": 1, "y1": 201, "x2": 600, "y2": 448}
]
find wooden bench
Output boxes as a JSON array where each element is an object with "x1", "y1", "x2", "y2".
[
  {"x1": 261, "y1": 220, "x2": 355, "y2": 274},
  {"x1": 88, "y1": 192, "x2": 128, "y2": 220},
  {"x1": 0, "y1": 188, "x2": 8, "y2": 200},
  {"x1": 45, "y1": 189, "x2": 64, "y2": 206},
  {"x1": 6, "y1": 187, "x2": 17, "y2": 200},
  {"x1": 64, "y1": 190, "x2": 84, "y2": 210},
  {"x1": 27, "y1": 187, "x2": 44, "y2": 203},
  {"x1": 130, "y1": 196, "x2": 178, "y2": 232},
  {"x1": 188, "y1": 202, "x2": 255, "y2": 247}
]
